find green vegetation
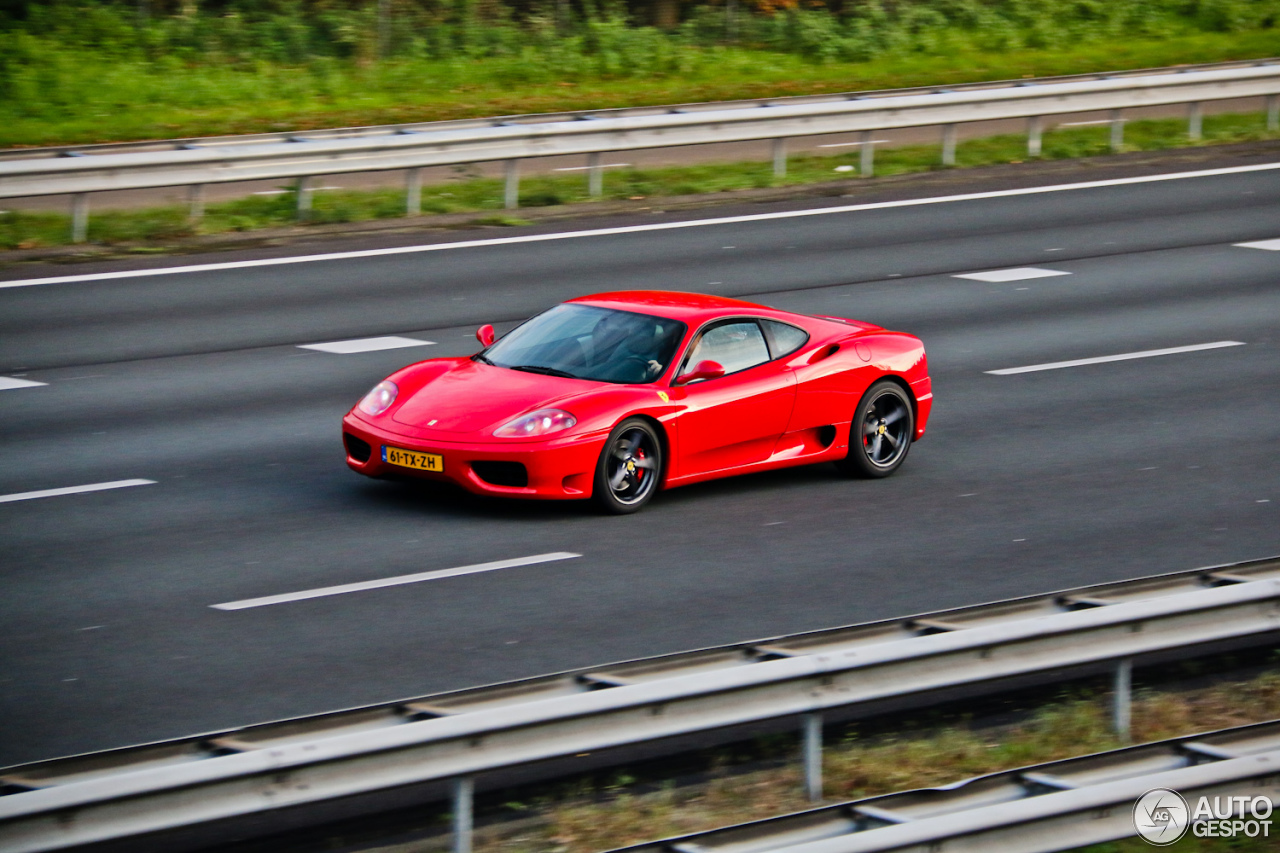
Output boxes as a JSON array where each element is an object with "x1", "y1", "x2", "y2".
[
  {"x1": 5, "y1": 108, "x2": 1276, "y2": 251},
  {"x1": 3, "y1": 1, "x2": 1280, "y2": 146},
  {"x1": 427, "y1": 668, "x2": 1280, "y2": 853}
]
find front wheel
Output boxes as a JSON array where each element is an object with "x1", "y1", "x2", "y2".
[
  {"x1": 593, "y1": 418, "x2": 663, "y2": 514},
  {"x1": 835, "y1": 380, "x2": 914, "y2": 478}
]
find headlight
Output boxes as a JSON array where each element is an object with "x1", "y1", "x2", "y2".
[
  {"x1": 494, "y1": 408, "x2": 577, "y2": 438},
  {"x1": 358, "y1": 380, "x2": 398, "y2": 416}
]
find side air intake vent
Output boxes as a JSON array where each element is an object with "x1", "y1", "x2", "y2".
[{"x1": 344, "y1": 434, "x2": 372, "y2": 463}]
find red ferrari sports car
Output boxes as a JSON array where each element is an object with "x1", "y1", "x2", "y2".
[{"x1": 342, "y1": 291, "x2": 931, "y2": 513}]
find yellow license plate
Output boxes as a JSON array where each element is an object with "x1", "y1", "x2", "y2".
[{"x1": 382, "y1": 445, "x2": 443, "y2": 472}]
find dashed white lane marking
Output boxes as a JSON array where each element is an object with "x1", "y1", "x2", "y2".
[
  {"x1": 0, "y1": 376, "x2": 47, "y2": 390},
  {"x1": 298, "y1": 336, "x2": 435, "y2": 354},
  {"x1": 4, "y1": 161, "x2": 1280, "y2": 289},
  {"x1": 0, "y1": 479, "x2": 156, "y2": 504},
  {"x1": 211, "y1": 552, "x2": 582, "y2": 610},
  {"x1": 986, "y1": 341, "x2": 1246, "y2": 375},
  {"x1": 954, "y1": 267, "x2": 1070, "y2": 282},
  {"x1": 1234, "y1": 238, "x2": 1280, "y2": 250}
]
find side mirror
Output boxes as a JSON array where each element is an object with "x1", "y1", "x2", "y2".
[
  {"x1": 676, "y1": 360, "x2": 726, "y2": 385},
  {"x1": 476, "y1": 324, "x2": 495, "y2": 347}
]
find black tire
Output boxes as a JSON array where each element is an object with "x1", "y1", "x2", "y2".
[
  {"x1": 593, "y1": 418, "x2": 663, "y2": 514},
  {"x1": 835, "y1": 380, "x2": 914, "y2": 478}
]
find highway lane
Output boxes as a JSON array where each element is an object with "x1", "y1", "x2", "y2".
[
  {"x1": 5, "y1": 163, "x2": 1280, "y2": 370},
  {"x1": 1, "y1": 165, "x2": 1278, "y2": 767}
]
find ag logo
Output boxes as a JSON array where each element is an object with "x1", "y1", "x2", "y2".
[{"x1": 1134, "y1": 788, "x2": 1189, "y2": 845}]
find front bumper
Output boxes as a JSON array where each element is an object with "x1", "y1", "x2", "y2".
[{"x1": 342, "y1": 413, "x2": 604, "y2": 500}]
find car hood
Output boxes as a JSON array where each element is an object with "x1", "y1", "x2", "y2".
[{"x1": 391, "y1": 359, "x2": 596, "y2": 434}]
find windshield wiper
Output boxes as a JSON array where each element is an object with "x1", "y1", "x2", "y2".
[
  {"x1": 473, "y1": 353, "x2": 495, "y2": 365},
  {"x1": 509, "y1": 364, "x2": 581, "y2": 379}
]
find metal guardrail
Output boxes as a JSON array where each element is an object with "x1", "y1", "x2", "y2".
[
  {"x1": 2, "y1": 57, "x2": 1273, "y2": 163},
  {"x1": 611, "y1": 720, "x2": 1280, "y2": 853},
  {"x1": 1, "y1": 555, "x2": 1279, "y2": 853},
  {"x1": 3, "y1": 61, "x2": 1280, "y2": 242}
]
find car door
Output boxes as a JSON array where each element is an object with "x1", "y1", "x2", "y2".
[
  {"x1": 769, "y1": 319, "x2": 878, "y2": 437},
  {"x1": 668, "y1": 319, "x2": 797, "y2": 477}
]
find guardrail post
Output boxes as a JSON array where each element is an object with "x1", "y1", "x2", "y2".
[
  {"x1": 1027, "y1": 115, "x2": 1043, "y2": 158},
  {"x1": 70, "y1": 193, "x2": 89, "y2": 243},
  {"x1": 859, "y1": 131, "x2": 874, "y2": 177},
  {"x1": 452, "y1": 775, "x2": 474, "y2": 853},
  {"x1": 1109, "y1": 110, "x2": 1125, "y2": 152},
  {"x1": 504, "y1": 160, "x2": 520, "y2": 210},
  {"x1": 802, "y1": 712, "x2": 823, "y2": 802},
  {"x1": 295, "y1": 176, "x2": 313, "y2": 220},
  {"x1": 1188, "y1": 102, "x2": 1203, "y2": 140},
  {"x1": 188, "y1": 184, "x2": 205, "y2": 223},
  {"x1": 588, "y1": 152, "x2": 603, "y2": 199},
  {"x1": 772, "y1": 138, "x2": 787, "y2": 178},
  {"x1": 1113, "y1": 658, "x2": 1133, "y2": 744},
  {"x1": 1268, "y1": 95, "x2": 1279, "y2": 132},
  {"x1": 942, "y1": 124, "x2": 957, "y2": 166},
  {"x1": 405, "y1": 168, "x2": 422, "y2": 216}
]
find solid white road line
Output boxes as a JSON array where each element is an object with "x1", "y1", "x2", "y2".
[
  {"x1": 0, "y1": 479, "x2": 157, "y2": 504},
  {"x1": 3, "y1": 161, "x2": 1280, "y2": 290},
  {"x1": 986, "y1": 341, "x2": 1246, "y2": 375},
  {"x1": 0, "y1": 376, "x2": 47, "y2": 390},
  {"x1": 954, "y1": 267, "x2": 1071, "y2": 282},
  {"x1": 298, "y1": 336, "x2": 435, "y2": 354},
  {"x1": 211, "y1": 551, "x2": 583, "y2": 611},
  {"x1": 1234, "y1": 238, "x2": 1280, "y2": 250}
]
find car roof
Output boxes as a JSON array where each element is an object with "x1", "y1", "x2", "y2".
[{"x1": 569, "y1": 291, "x2": 789, "y2": 324}]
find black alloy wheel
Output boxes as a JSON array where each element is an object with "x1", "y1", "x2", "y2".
[
  {"x1": 594, "y1": 418, "x2": 663, "y2": 514},
  {"x1": 836, "y1": 380, "x2": 914, "y2": 478}
]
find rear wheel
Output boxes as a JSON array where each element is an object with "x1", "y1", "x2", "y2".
[
  {"x1": 594, "y1": 418, "x2": 663, "y2": 514},
  {"x1": 836, "y1": 380, "x2": 914, "y2": 478}
]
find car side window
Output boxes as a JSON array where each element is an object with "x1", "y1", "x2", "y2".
[
  {"x1": 683, "y1": 320, "x2": 770, "y2": 376},
  {"x1": 761, "y1": 320, "x2": 809, "y2": 358}
]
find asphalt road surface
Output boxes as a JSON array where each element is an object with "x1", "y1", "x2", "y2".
[{"x1": 1, "y1": 160, "x2": 1278, "y2": 768}]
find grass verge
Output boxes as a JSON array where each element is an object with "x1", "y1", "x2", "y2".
[
  {"x1": 5, "y1": 108, "x2": 1278, "y2": 252},
  {"x1": 6, "y1": 29, "x2": 1280, "y2": 147}
]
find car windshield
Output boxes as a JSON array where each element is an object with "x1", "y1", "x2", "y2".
[{"x1": 483, "y1": 303, "x2": 687, "y2": 384}]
